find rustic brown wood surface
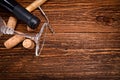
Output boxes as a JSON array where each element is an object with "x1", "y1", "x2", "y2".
[{"x1": 0, "y1": 0, "x2": 120, "y2": 79}]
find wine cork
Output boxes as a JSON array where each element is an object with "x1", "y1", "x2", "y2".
[
  {"x1": 4, "y1": 0, "x2": 47, "y2": 49},
  {"x1": 7, "y1": 16, "x2": 17, "y2": 29},
  {"x1": 27, "y1": 26, "x2": 35, "y2": 32},
  {"x1": 4, "y1": 35, "x2": 25, "y2": 49},
  {"x1": 22, "y1": 39, "x2": 35, "y2": 49},
  {"x1": 26, "y1": 0, "x2": 47, "y2": 12}
]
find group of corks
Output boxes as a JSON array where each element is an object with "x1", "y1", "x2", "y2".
[{"x1": 4, "y1": 0, "x2": 47, "y2": 49}]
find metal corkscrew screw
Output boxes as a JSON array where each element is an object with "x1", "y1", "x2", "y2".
[
  {"x1": 0, "y1": 25, "x2": 14, "y2": 35},
  {"x1": 0, "y1": 17, "x2": 14, "y2": 35}
]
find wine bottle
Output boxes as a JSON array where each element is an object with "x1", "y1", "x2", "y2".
[{"x1": 0, "y1": 0, "x2": 40, "y2": 29}]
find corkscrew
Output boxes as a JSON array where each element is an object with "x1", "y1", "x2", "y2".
[{"x1": 0, "y1": 6, "x2": 55, "y2": 56}]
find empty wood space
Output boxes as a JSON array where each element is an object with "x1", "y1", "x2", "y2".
[{"x1": 0, "y1": 0, "x2": 120, "y2": 79}]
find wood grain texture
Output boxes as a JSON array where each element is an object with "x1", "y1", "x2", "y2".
[{"x1": 0, "y1": 0, "x2": 120, "y2": 80}]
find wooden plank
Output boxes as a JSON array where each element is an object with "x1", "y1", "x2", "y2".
[
  {"x1": 0, "y1": 33, "x2": 120, "y2": 50},
  {"x1": 0, "y1": 53, "x2": 119, "y2": 79},
  {"x1": 1, "y1": 0, "x2": 120, "y2": 33}
]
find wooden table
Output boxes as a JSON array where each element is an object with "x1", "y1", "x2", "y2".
[{"x1": 0, "y1": 0, "x2": 120, "y2": 79}]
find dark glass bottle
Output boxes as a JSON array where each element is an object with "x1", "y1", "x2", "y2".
[{"x1": 0, "y1": 0, "x2": 40, "y2": 29}]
